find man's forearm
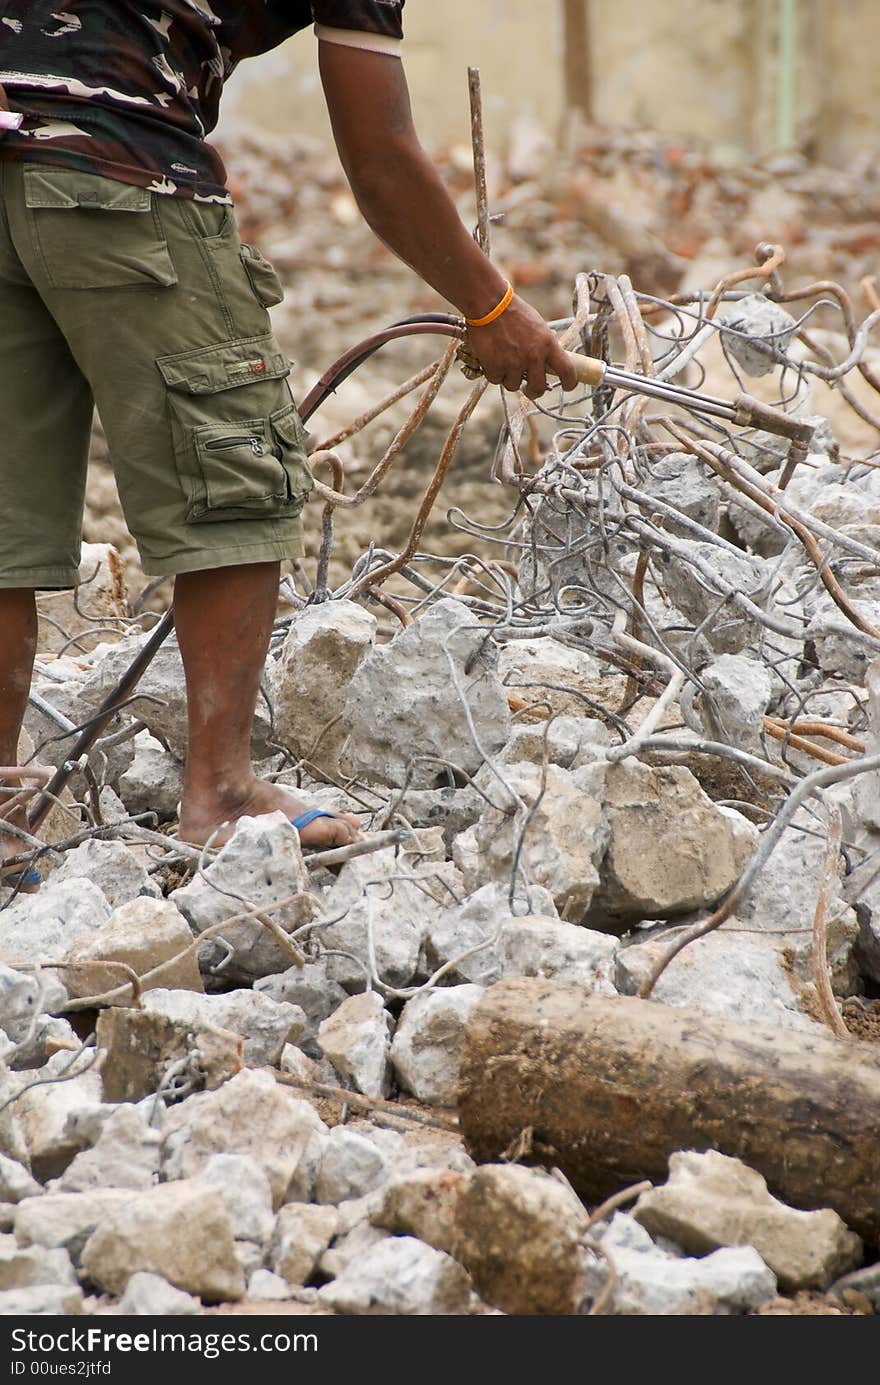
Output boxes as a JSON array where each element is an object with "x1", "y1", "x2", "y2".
[{"x1": 344, "y1": 137, "x2": 508, "y2": 321}]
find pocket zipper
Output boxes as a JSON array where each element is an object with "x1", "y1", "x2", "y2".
[{"x1": 205, "y1": 434, "x2": 268, "y2": 457}]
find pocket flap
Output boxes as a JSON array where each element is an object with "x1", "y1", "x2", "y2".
[
  {"x1": 157, "y1": 335, "x2": 292, "y2": 395},
  {"x1": 23, "y1": 167, "x2": 151, "y2": 212}
]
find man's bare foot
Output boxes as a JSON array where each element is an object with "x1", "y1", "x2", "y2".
[{"x1": 178, "y1": 778, "x2": 361, "y2": 852}]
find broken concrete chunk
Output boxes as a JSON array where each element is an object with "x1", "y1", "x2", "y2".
[
  {"x1": 317, "y1": 990, "x2": 392, "y2": 1099},
  {"x1": 453, "y1": 1164, "x2": 586, "y2": 1316},
  {"x1": 36, "y1": 543, "x2": 128, "y2": 657},
  {"x1": 615, "y1": 928, "x2": 823, "y2": 1033},
  {"x1": 96, "y1": 1007, "x2": 243, "y2": 1104},
  {"x1": 697, "y1": 654, "x2": 773, "y2": 755},
  {"x1": 15, "y1": 1049, "x2": 104, "y2": 1184},
  {"x1": 662, "y1": 541, "x2": 772, "y2": 655},
  {"x1": 0, "y1": 968, "x2": 43, "y2": 1047},
  {"x1": 498, "y1": 637, "x2": 627, "y2": 718},
  {"x1": 64, "y1": 897, "x2": 202, "y2": 1002},
  {"x1": 52, "y1": 1105, "x2": 160, "y2": 1193},
  {"x1": 0, "y1": 1155, "x2": 41, "y2": 1205},
  {"x1": 633, "y1": 1150, "x2": 863, "y2": 1291},
  {"x1": 718, "y1": 294, "x2": 797, "y2": 377},
  {"x1": 15, "y1": 1190, "x2": 131, "y2": 1262},
  {"x1": 142, "y1": 988, "x2": 304, "y2": 1068},
  {"x1": 170, "y1": 812, "x2": 318, "y2": 983},
  {"x1": 0, "y1": 1283, "x2": 84, "y2": 1315},
  {"x1": 498, "y1": 917, "x2": 619, "y2": 992},
  {"x1": 587, "y1": 759, "x2": 747, "y2": 928},
  {"x1": 500, "y1": 714, "x2": 611, "y2": 769},
  {"x1": 255, "y1": 960, "x2": 348, "y2": 1058},
  {"x1": 80, "y1": 1180, "x2": 244, "y2": 1302},
  {"x1": 641, "y1": 452, "x2": 721, "y2": 535},
  {"x1": 195, "y1": 1154, "x2": 275, "y2": 1244},
  {"x1": 585, "y1": 1211, "x2": 777, "y2": 1315},
  {"x1": 341, "y1": 598, "x2": 512, "y2": 788},
  {"x1": 117, "y1": 1270, "x2": 201, "y2": 1316},
  {"x1": 371, "y1": 1169, "x2": 469, "y2": 1255},
  {"x1": 269, "y1": 599, "x2": 377, "y2": 780},
  {"x1": 50, "y1": 839, "x2": 160, "y2": 910},
  {"x1": 248, "y1": 1268, "x2": 295, "y2": 1301},
  {"x1": 314, "y1": 1127, "x2": 389, "y2": 1205},
  {"x1": 464, "y1": 761, "x2": 609, "y2": 920},
  {"x1": 160, "y1": 1069, "x2": 326, "y2": 1207},
  {"x1": 318, "y1": 1236, "x2": 473, "y2": 1316},
  {"x1": 0, "y1": 1236, "x2": 76, "y2": 1291},
  {"x1": 0, "y1": 879, "x2": 112, "y2": 967},
  {"x1": 118, "y1": 732, "x2": 184, "y2": 823},
  {"x1": 391, "y1": 985, "x2": 484, "y2": 1108},
  {"x1": 423, "y1": 881, "x2": 559, "y2": 987},
  {"x1": 270, "y1": 1203, "x2": 339, "y2": 1286}
]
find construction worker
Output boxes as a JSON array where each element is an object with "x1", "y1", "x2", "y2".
[{"x1": 0, "y1": 3, "x2": 577, "y2": 881}]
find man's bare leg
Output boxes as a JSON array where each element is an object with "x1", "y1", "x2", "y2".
[
  {"x1": 175, "y1": 562, "x2": 360, "y2": 850},
  {"x1": 0, "y1": 589, "x2": 39, "y2": 882}
]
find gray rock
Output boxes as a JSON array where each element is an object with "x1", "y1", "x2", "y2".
[
  {"x1": 341, "y1": 598, "x2": 511, "y2": 789},
  {"x1": 268, "y1": 600, "x2": 377, "y2": 780},
  {"x1": 318, "y1": 844, "x2": 461, "y2": 992},
  {"x1": 454, "y1": 1164, "x2": 586, "y2": 1315},
  {"x1": 0, "y1": 1283, "x2": 84, "y2": 1314},
  {"x1": 15, "y1": 1049, "x2": 104, "y2": 1182},
  {"x1": 15, "y1": 1190, "x2": 131, "y2": 1262},
  {"x1": 662, "y1": 541, "x2": 772, "y2": 655},
  {"x1": 616, "y1": 927, "x2": 823, "y2": 1033},
  {"x1": 0, "y1": 879, "x2": 112, "y2": 966},
  {"x1": 317, "y1": 1217, "x2": 391, "y2": 1282},
  {"x1": 587, "y1": 759, "x2": 753, "y2": 929},
  {"x1": 52, "y1": 1105, "x2": 160, "y2": 1193},
  {"x1": 463, "y1": 761, "x2": 609, "y2": 920},
  {"x1": 77, "y1": 633, "x2": 269, "y2": 761},
  {"x1": 497, "y1": 636, "x2": 627, "y2": 720},
  {"x1": 116, "y1": 1270, "x2": 201, "y2": 1316},
  {"x1": 64, "y1": 897, "x2": 202, "y2": 1001},
  {"x1": 248, "y1": 1268, "x2": 295, "y2": 1301},
  {"x1": 0, "y1": 1155, "x2": 41, "y2": 1205},
  {"x1": 585, "y1": 1212, "x2": 777, "y2": 1314},
  {"x1": 318, "y1": 1236, "x2": 472, "y2": 1315},
  {"x1": 81, "y1": 1180, "x2": 244, "y2": 1302},
  {"x1": 0, "y1": 1236, "x2": 76, "y2": 1290},
  {"x1": 142, "y1": 988, "x2": 304, "y2": 1068},
  {"x1": 170, "y1": 812, "x2": 318, "y2": 983},
  {"x1": 500, "y1": 715, "x2": 611, "y2": 769},
  {"x1": 423, "y1": 881, "x2": 559, "y2": 986},
  {"x1": 831, "y1": 1261, "x2": 880, "y2": 1312},
  {"x1": 50, "y1": 839, "x2": 160, "y2": 909},
  {"x1": 0, "y1": 968, "x2": 43, "y2": 1047},
  {"x1": 118, "y1": 733, "x2": 184, "y2": 822},
  {"x1": 314, "y1": 1127, "x2": 389, "y2": 1205},
  {"x1": 255, "y1": 961, "x2": 348, "y2": 1058},
  {"x1": 195, "y1": 1154, "x2": 275, "y2": 1244},
  {"x1": 391, "y1": 986, "x2": 484, "y2": 1107},
  {"x1": 160, "y1": 1070, "x2": 326, "y2": 1207},
  {"x1": 9, "y1": 1016, "x2": 81, "y2": 1073},
  {"x1": 371, "y1": 1169, "x2": 469, "y2": 1255},
  {"x1": 498, "y1": 917, "x2": 619, "y2": 992},
  {"x1": 317, "y1": 991, "x2": 392, "y2": 1099},
  {"x1": 696, "y1": 654, "x2": 773, "y2": 755},
  {"x1": 641, "y1": 452, "x2": 721, "y2": 535},
  {"x1": 633, "y1": 1150, "x2": 862, "y2": 1291},
  {"x1": 278, "y1": 1044, "x2": 338, "y2": 1087},
  {"x1": 718, "y1": 294, "x2": 797, "y2": 377},
  {"x1": 270, "y1": 1203, "x2": 339, "y2": 1285}
]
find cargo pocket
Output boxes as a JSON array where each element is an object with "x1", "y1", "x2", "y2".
[
  {"x1": 240, "y1": 243, "x2": 285, "y2": 308},
  {"x1": 24, "y1": 167, "x2": 178, "y2": 290},
  {"x1": 157, "y1": 334, "x2": 314, "y2": 524}
]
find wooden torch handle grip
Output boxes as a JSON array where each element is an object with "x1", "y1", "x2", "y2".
[{"x1": 564, "y1": 352, "x2": 607, "y2": 388}]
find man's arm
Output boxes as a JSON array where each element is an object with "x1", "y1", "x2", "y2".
[{"x1": 318, "y1": 42, "x2": 578, "y2": 399}]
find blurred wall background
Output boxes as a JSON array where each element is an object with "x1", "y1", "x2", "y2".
[{"x1": 218, "y1": 0, "x2": 877, "y2": 164}]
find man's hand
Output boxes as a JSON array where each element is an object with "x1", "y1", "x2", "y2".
[
  {"x1": 0, "y1": 84, "x2": 9, "y2": 112},
  {"x1": 319, "y1": 42, "x2": 576, "y2": 399},
  {"x1": 467, "y1": 295, "x2": 579, "y2": 399}
]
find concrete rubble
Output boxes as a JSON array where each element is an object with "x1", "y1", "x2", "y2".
[{"x1": 5, "y1": 151, "x2": 880, "y2": 1319}]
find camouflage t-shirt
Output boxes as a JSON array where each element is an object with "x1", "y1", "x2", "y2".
[{"x1": 0, "y1": 2, "x2": 405, "y2": 202}]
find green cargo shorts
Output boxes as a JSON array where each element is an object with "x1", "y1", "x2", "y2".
[{"x1": 0, "y1": 161, "x2": 313, "y2": 586}]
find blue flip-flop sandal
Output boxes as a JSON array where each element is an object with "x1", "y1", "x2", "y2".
[
  {"x1": 289, "y1": 809, "x2": 342, "y2": 835},
  {"x1": 1, "y1": 868, "x2": 41, "y2": 892}
]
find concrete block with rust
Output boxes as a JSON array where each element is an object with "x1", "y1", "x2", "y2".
[{"x1": 96, "y1": 1008, "x2": 242, "y2": 1103}]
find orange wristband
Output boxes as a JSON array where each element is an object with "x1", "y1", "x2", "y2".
[{"x1": 465, "y1": 281, "x2": 514, "y2": 328}]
